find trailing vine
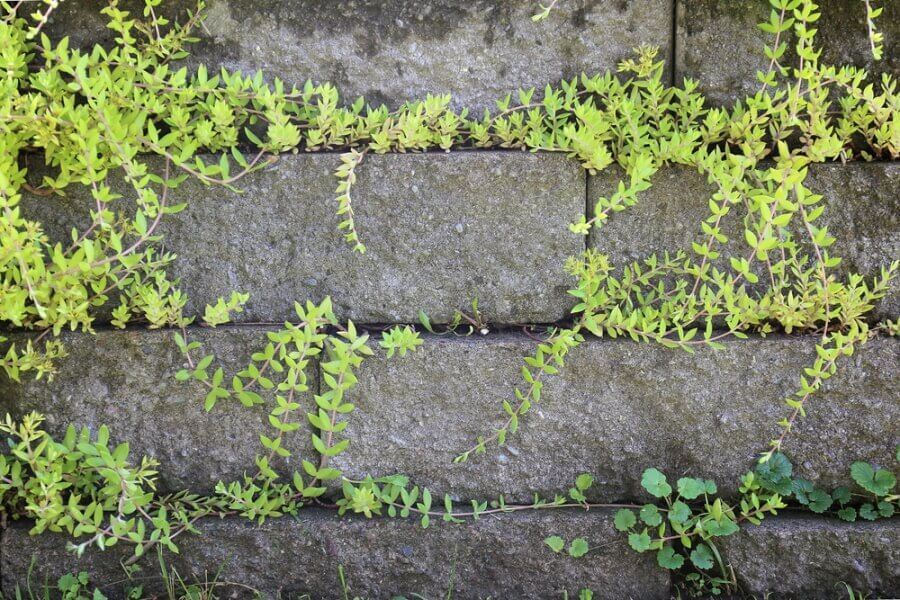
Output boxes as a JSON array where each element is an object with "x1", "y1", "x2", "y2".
[{"x1": 0, "y1": 0, "x2": 898, "y2": 595}]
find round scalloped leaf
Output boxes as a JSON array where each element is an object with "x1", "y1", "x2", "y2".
[
  {"x1": 704, "y1": 517, "x2": 739, "y2": 537},
  {"x1": 668, "y1": 500, "x2": 692, "y2": 524},
  {"x1": 575, "y1": 473, "x2": 594, "y2": 491},
  {"x1": 640, "y1": 504, "x2": 663, "y2": 526},
  {"x1": 656, "y1": 545, "x2": 685, "y2": 570},
  {"x1": 850, "y1": 462, "x2": 896, "y2": 496},
  {"x1": 837, "y1": 507, "x2": 857, "y2": 522},
  {"x1": 628, "y1": 530, "x2": 652, "y2": 553},
  {"x1": 858, "y1": 503, "x2": 878, "y2": 521},
  {"x1": 544, "y1": 535, "x2": 565, "y2": 553},
  {"x1": 641, "y1": 468, "x2": 672, "y2": 498},
  {"x1": 614, "y1": 509, "x2": 637, "y2": 532},
  {"x1": 676, "y1": 477, "x2": 706, "y2": 500},
  {"x1": 568, "y1": 537, "x2": 589, "y2": 558},
  {"x1": 690, "y1": 543, "x2": 714, "y2": 570},
  {"x1": 831, "y1": 486, "x2": 852, "y2": 505},
  {"x1": 807, "y1": 489, "x2": 832, "y2": 513}
]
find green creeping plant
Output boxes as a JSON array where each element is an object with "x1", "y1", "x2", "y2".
[
  {"x1": 0, "y1": 0, "x2": 898, "y2": 589},
  {"x1": 546, "y1": 452, "x2": 898, "y2": 596},
  {"x1": 0, "y1": 295, "x2": 425, "y2": 559}
]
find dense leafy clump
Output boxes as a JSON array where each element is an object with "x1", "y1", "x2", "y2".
[
  {"x1": 0, "y1": 0, "x2": 898, "y2": 593},
  {"x1": 1, "y1": 296, "x2": 422, "y2": 558}
]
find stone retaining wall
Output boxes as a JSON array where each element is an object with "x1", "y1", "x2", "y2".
[
  {"x1": 4, "y1": 1, "x2": 899, "y2": 598},
  {"x1": 20, "y1": 158, "x2": 900, "y2": 323},
  {"x1": 5, "y1": 514, "x2": 898, "y2": 599}
]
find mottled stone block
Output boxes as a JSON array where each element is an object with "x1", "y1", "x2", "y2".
[
  {"x1": 720, "y1": 515, "x2": 900, "y2": 598},
  {"x1": 588, "y1": 162, "x2": 899, "y2": 319},
  {"x1": 331, "y1": 333, "x2": 899, "y2": 503},
  {"x1": 1, "y1": 510, "x2": 671, "y2": 599},
  {"x1": 676, "y1": 0, "x2": 900, "y2": 106},
  {"x1": 21, "y1": 152, "x2": 585, "y2": 324},
  {"x1": 43, "y1": 0, "x2": 673, "y2": 111},
  {"x1": 0, "y1": 327, "x2": 316, "y2": 494}
]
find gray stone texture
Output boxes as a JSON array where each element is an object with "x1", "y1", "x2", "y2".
[
  {"x1": 676, "y1": 0, "x2": 900, "y2": 106},
  {"x1": 588, "y1": 162, "x2": 900, "y2": 320},
  {"x1": 720, "y1": 514, "x2": 900, "y2": 598},
  {"x1": 43, "y1": 0, "x2": 673, "y2": 111},
  {"x1": 25, "y1": 157, "x2": 898, "y2": 328},
  {"x1": 21, "y1": 152, "x2": 584, "y2": 325},
  {"x1": 8, "y1": 2, "x2": 900, "y2": 596},
  {"x1": 1, "y1": 509, "x2": 671, "y2": 599},
  {"x1": 332, "y1": 333, "x2": 899, "y2": 503},
  {"x1": 0, "y1": 328, "x2": 315, "y2": 494}
]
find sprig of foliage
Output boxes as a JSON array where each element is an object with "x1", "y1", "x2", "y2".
[
  {"x1": 531, "y1": 0, "x2": 560, "y2": 22},
  {"x1": 863, "y1": 0, "x2": 885, "y2": 61},
  {"x1": 419, "y1": 298, "x2": 491, "y2": 337},
  {"x1": 545, "y1": 452, "x2": 898, "y2": 595},
  {"x1": 175, "y1": 295, "x2": 421, "y2": 494},
  {"x1": 0, "y1": 411, "x2": 623, "y2": 559},
  {"x1": 0, "y1": 411, "x2": 181, "y2": 558},
  {"x1": 335, "y1": 470, "x2": 640, "y2": 529}
]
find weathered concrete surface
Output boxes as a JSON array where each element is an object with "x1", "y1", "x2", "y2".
[
  {"x1": 0, "y1": 328, "x2": 315, "y2": 494},
  {"x1": 1, "y1": 510, "x2": 671, "y2": 599},
  {"x1": 21, "y1": 152, "x2": 584, "y2": 324},
  {"x1": 42, "y1": 0, "x2": 673, "y2": 111},
  {"x1": 720, "y1": 514, "x2": 900, "y2": 598},
  {"x1": 588, "y1": 162, "x2": 900, "y2": 320},
  {"x1": 676, "y1": 0, "x2": 900, "y2": 105},
  {"x1": 331, "y1": 334, "x2": 899, "y2": 503}
]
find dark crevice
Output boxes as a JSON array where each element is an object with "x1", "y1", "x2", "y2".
[
  {"x1": 1, "y1": 504, "x2": 860, "y2": 529},
  {"x1": 669, "y1": 0, "x2": 679, "y2": 87},
  {"x1": 18, "y1": 144, "x2": 900, "y2": 163},
  {"x1": 4, "y1": 321, "x2": 893, "y2": 343},
  {"x1": 584, "y1": 168, "x2": 591, "y2": 256}
]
